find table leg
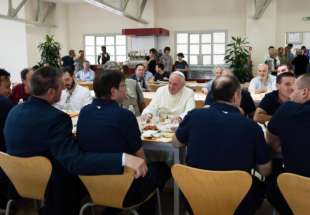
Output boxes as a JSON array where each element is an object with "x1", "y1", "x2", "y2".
[{"x1": 173, "y1": 149, "x2": 180, "y2": 215}]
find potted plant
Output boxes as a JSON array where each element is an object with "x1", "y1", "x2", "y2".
[
  {"x1": 38, "y1": 35, "x2": 61, "y2": 67},
  {"x1": 224, "y1": 36, "x2": 252, "y2": 83}
]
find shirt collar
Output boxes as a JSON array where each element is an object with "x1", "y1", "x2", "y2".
[
  {"x1": 29, "y1": 96, "x2": 51, "y2": 106},
  {"x1": 92, "y1": 98, "x2": 119, "y2": 107},
  {"x1": 304, "y1": 100, "x2": 310, "y2": 105},
  {"x1": 211, "y1": 102, "x2": 241, "y2": 114}
]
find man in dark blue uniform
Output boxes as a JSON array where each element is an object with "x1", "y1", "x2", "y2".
[
  {"x1": 204, "y1": 70, "x2": 256, "y2": 118},
  {"x1": 254, "y1": 72, "x2": 295, "y2": 214},
  {"x1": 77, "y1": 70, "x2": 170, "y2": 214},
  {"x1": 254, "y1": 72, "x2": 295, "y2": 124},
  {"x1": 174, "y1": 75, "x2": 271, "y2": 215},
  {"x1": 267, "y1": 73, "x2": 310, "y2": 215},
  {"x1": 4, "y1": 66, "x2": 148, "y2": 215},
  {"x1": 0, "y1": 69, "x2": 13, "y2": 152},
  {"x1": 0, "y1": 69, "x2": 13, "y2": 208}
]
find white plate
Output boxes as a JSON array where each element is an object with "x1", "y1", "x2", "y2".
[{"x1": 142, "y1": 130, "x2": 159, "y2": 138}]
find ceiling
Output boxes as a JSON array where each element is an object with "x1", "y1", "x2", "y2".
[
  {"x1": 45, "y1": 0, "x2": 148, "y2": 23},
  {"x1": 44, "y1": 0, "x2": 83, "y2": 3}
]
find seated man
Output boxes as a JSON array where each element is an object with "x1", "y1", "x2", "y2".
[
  {"x1": 122, "y1": 78, "x2": 144, "y2": 116},
  {"x1": 203, "y1": 66, "x2": 223, "y2": 94},
  {"x1": 254, "y1": 72, "x2": 295, "y2": 124},
  {"x1": 277, "y1": 65, "x2": 289, "y2": 74},
  {"x1": 0, "y1": 69, "x2": 13, "y2": 152},
  {"x1": 4, "y1": 66, "x2": 147, "y2": 215},
  {"x1": 154, "y1": 63, "x2": 169, "y2": 82},
  {"x1": 174, "y1": 75, "x2": 271, "y2": 215},
  {"x1": 130, "y1": 64, "x2": 149, "y2": 91},
  {"x1": 266, "y1": 73, "x2": 310, "y2": 215},
  {"x1": 0, "y1": 69, "x2": 13, "y2": 208},
  {"x1": 248, "y1": 64, "x2": 276, "y2": 95},
  {"x1": 205, "y1": 69, "x2": 256, "y2": 118},
  {"x1": 75, "y1": 61, "x2": 95, "y2": 82},
  {"x1": 142, "y1": 71, "x2": 195, "y2": 120},
  {"x1": 54, "y1": 67, "x2": 92, "y2": 112},
  {"x1": 10, "y1": 68, "x2": 33, "y2": 104},
  {"x1": 77, "y1": 70, "x2": 170, "y2": 214}
]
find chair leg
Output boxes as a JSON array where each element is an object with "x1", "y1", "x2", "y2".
[
  {"x1": 272, "y1": 208, "x2": 277, "y2": 215},
  {"x1": 33, "y1": 200, "x2": 41, "y2": 210},
  {"x1": 5, "y1": 200, "x2": 14, "y2": 215},
  {"x1": 79, "y1": 202, "x2": 95, "y2": 215},
  {"x1": 130, "y1": 209, "x2": 139, "y2": 215},
  {"x1": 91, "y1": 206, "x2": 95, "y2": 215},
  {"x1": 156, "y1": 188, "x2": 162, "y2": 215}
]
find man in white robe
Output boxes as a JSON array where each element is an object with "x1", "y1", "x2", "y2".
[{"x1": 142, "y1": 71, "x2": 195, "y2": 121}]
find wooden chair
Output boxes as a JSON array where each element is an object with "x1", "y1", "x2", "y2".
[
  {"x1": 79, "y1": 167, "x2": 162, "y2": 215},
  {"x1": 171, "y1": 164, "x2": 252, "y2": 215},
  {"x1": 0, "y1": 152, "x2": 52, "y2": 215},
  {"x1": 277, "y1": 173, "x2": 310, "y2": 215}
]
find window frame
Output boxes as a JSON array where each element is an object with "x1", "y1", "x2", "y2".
[
  {"x1": 83, "y1": 33, "x2": 127, "y2": 64},
  {"x1": 175, "y1": 30, "x2": 227, "y2": 66}
]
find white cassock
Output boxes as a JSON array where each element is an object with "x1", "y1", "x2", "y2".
[{"x1": 142, "y1": 85, "x2": 195, "y2": 119}]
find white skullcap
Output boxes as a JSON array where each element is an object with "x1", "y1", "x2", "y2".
[{"x1": 171, "y1": 71, "x2": 185, "y2": 79}]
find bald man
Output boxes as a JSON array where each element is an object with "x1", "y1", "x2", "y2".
[
  {"x1": 174, "y1": 75, "x2": 271, "y2": 215},
  {"x1": 248, "y1": 64, "x2": 276, "y2": 95},
  {"x1": 141, "y1": 71, "x2": 195, "y2": 120},
  {"x1": 266, "y1": 73, "x2": 310, "y2": 215}
]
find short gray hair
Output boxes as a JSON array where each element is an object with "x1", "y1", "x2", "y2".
[{"x1": 30, "y1": 67, "x2": 62, "y2": 96}]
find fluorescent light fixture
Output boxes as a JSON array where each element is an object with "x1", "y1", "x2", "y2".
[
  {"x1": 84, "y1": 0, "x2": 123, "y2": 16},
  {"x1": 83, "y1": 0, "x2": 148, "y2": 24}
]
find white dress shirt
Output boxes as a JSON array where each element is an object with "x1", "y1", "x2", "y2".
[
  {"x1": 54, "y1": 84, "x2": 93, "y2": 112},
  {"x1": 142, "y1": 85, "x2": 195, "y2": 119},
  {"x1": 75, "y1": 69, "x2": 95, "y2": 81},
  {"x1": 248, "y1": 74, "x2": 276, "y2": 95}
]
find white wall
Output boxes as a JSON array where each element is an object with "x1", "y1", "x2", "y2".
[
  {"x1": 276, "y1": 0, "x2": 310, "y2": 47},
  {"x1": 4, "y1": 0, "x2": 310, "y2": 72},
  {"x1": 67, "y1": 1, "x2": 156, "y2": 51},
  {"x1": 156, "y1": 0, "x2": 247, "y2": 56},
  {"x1": 246, "y1": 0, "x2": 277, "y2": 67},
  {"x1": 0, "y1": 0, "x2": 28, "y2": 82},
  {"x1": 25, "y1": 0, "x2": 70, "y2": 67}
]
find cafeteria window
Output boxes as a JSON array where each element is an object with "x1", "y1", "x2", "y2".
[
  {"x1": 84, "y1": 34, "x2": 127, "y2": 64},
  {"x1": 175, "y1": 31, "x2": 227, "y2": 65}
]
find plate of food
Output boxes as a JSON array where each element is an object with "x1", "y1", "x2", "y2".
[
  {"x1": 161, "y1": 132, "x2": 174, "y2": 138},
  {"x1": 142, "y1": 130, "x2": 159, "y2": 139},
  {"x1": 143, "y1": 124, "x2": 158, "y2": 131}
]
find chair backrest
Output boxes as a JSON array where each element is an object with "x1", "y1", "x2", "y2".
[
  {"x1": 171, "y1": 164, "x2": 252, "y2": 215},
  {"x1": 79, "y1": 167, "x2": 134, "y2": 209},
  {"x1": 0, "y1": 152, "x2": 52, "y2": 200},
  {"x1": 278, "y1": 172, "x2": 310, "y2": 214}
]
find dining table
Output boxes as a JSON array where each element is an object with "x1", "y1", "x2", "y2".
[{"x1": 69, "y1": 112, "x2": 185, "y2": 215}]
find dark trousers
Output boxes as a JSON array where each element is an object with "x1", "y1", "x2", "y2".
[
  {"x1": 104, "y1": 162, "x2": 171, "y2": 215},
  {"x1": 0, "y1": 170, "x2": 20, "y2": 209},
  {"x1": 265, "y1": 158, "x2": 293, "y2": 215},
  {"x1": 182, "y1": 176, "x2": 265, "y2": 215},
  {"x1": 40, "y1": 163, "x2": 87, "y2": 215}
]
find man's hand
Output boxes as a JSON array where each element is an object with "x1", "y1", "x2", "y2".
[
  {"x1": 256, "y1": 88, "x2": 267, "y2": 94},
  {"x1": 171, "y1": 116, "x2": 182, "y2": 124},
  {"x1": 123, "y1": 153, "x2": 148, "y2": 179},
  {"x1": 141, "y1": 113, "x2": 152, "y2": 122}
]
